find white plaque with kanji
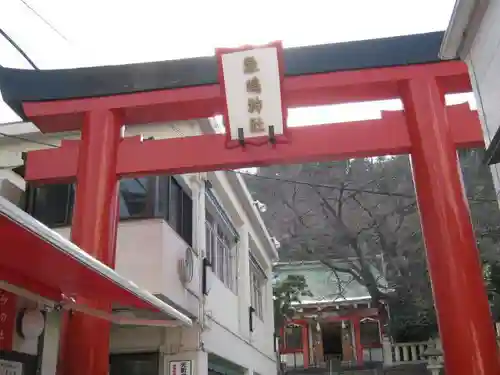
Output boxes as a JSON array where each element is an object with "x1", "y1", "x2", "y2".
[
  {"x1": 169, "y1": 360, "x2": 192, "y2": 375},
  {"x1": 220, "y1": 46, "x2": 285, "y2": 141}
]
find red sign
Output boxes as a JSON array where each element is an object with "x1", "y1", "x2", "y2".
[{"x1": 0, "y1": 290, "x2": 17, "y2": 351}]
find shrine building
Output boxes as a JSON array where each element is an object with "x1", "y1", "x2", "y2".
[{"x1": 274, "y1": 261, "x2": 386, "y2": 369}]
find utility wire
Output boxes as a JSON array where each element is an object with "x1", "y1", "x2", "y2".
[
  {"x1": 0, "y1": 28, "x2": 38, "y2": 70},
  {"x1": 236, "y1": 170, "x2": 414, "y2": 199},
  {"x1": 0, "y1": 131, "x2": 57, "y2": 148},
  {"x1": 0, "y1": 130, "x2": 496, "y2": 203},
  {"x1": 1, "y1": 1, "x2": 69, "y2": 69},
  {"x1": 238, "y1": 170, "x2": 498, "y2": 203},
  {"x1": 17, "y1": 0, "x2": 69, "y2": 42}
]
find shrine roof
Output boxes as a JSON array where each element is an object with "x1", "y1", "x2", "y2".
[
  {"x1": 0, "y1": 31, "x2": 446, "y2": 120},
  {"x1": 274, "y1": 260, "x2": 387, "y2": 303}
]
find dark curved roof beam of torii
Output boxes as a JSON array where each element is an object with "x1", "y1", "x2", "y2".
[{"x1": 0, "y1": 31, "x2": 469, "y2": 127}]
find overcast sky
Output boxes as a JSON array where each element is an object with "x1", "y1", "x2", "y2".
[{"x1": 0, "y1": 0, "x2": 468, "y2": 126}]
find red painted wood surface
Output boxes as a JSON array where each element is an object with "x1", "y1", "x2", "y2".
[
  {"x1": 56, "y1": 110, "x2": 121, "y2": 375},
  {"x1": 401, "y1": 77, "x2": 499, "y2": 375},
  {"x1": 301, "y1": 324, "x2": 310, "y2": 368},
  {"x1": 353, "y1": 318, "x2": 363, "y2": 364},
  {"x1": 0, "y1": 290, "x2": 17, "y2": 351},
  {"x1": 25, "y1": 104, "x2": 482, "y2": 183}
]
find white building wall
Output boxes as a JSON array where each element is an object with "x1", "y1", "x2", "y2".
[
  {"x1": 0, "y1": 119, "x2": 277, "y2": 375},
  {"x1": 110, "y1": 326, "x2": 164, "y2": 353},
  {"x1": 464, "y1": 0, "x2": 500, "y2": 200},
  {"x1": 45, "y1": 188, "x2": 277, "y2": 375},
  {"x1": 203, "y1": 320, "x2": 276, "y2": 375},
  {"x1": 39, "y1": 312, "x2": 61, "y2": 375},
  {"x1": 53, "y1": 219, "x2": 202, "y2": 319},
  {"x1": 237, "y1": 228, "x2": 252, "y2": 340},
  {"x1": 205, "y1": 171, "x2": 275, "y2": 359},
  {"x1": 52, "y1": 205, "x2": 276, "y2": 375}
]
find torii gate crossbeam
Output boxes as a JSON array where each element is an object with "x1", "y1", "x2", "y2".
[{"x1": 0, "y1": 31, "x2": 497, "y2": 375}]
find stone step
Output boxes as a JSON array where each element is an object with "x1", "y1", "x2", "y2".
[{"x1": 383, "y1": 363, "x2": 430, "y2": 375}]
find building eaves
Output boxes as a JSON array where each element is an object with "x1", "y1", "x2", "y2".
[{"x1": 440, "y1": 0, "x2": 490, "y2": 59}]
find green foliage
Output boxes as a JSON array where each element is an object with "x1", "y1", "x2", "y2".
[
  {"x1": 388, "y1": 282, "x2": 438, "y2": 342},
  {"x1": 273, "y1": 274, "x2": 312, "y2": 331}
]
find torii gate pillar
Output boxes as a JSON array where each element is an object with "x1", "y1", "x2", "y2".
[
  {"x1": 56, "y1": 110, "x2": 122, "y2": 375},
  {"x1": 401, "y1": 77, "x2": 499, "y2": 375}
]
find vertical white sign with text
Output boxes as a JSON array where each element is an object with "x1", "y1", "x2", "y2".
[
  {"x1": 221, "y1": 47, "x2": 285, "y2": 141},
  {"x1": 169, "y1": 360, "x2": 192, "y2": 375}
]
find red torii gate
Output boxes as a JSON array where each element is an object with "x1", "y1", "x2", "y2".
[{"x1": 0, "y1": 31, "x2": 497, "y2": 375}]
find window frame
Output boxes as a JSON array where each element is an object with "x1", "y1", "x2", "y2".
[
  {"x1": 109, "y1": 352, "x2": 160, "y2": 375},
  {"x1": 204, "y1": 189, "x2": 239, "y2": 294},
  {"x1": 359, "y1": 319, "x2": 382, "y2": 348},
  {"x1": 119, "y1": 176, "x2": 158, "y2": 220},
  {"x1": 282, "y1": 325, "x2": 303, "y2": 352},
  {"x1": 25, "y1": 175, "x2": 193, "y2": 246},
  {"x1": 28, "y1": 182, "x2": 75, "y2": 227},
  {"x1": 249, "y1": 254, "x2": 266, "y2": 320}
]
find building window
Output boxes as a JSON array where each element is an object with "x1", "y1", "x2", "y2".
[
  {"x1": 205, "y1": 212, "x2": 238, "y2": 293},
  {"x1": 165, "y1": 177, "x2": 193, "y2": 243},
  {"x1": 360, "y1": 319, "x2": 381, "y2": 347},
  {"x1": 110, "y1": 352, "x2": 159, "y2": 375},
  {"x1": 205, "y1": 186, "x2": 238, "y2": 293},
  {"x1": 29, "y1": 183, "x2": 75, "y2": 226},
  {"x1": 119, "y1": 177, "x2": 157, "y2": 219},
  {"x1": 283, "y1": 325, "x2": 303, "y2": 351},
  {"x1": 26, "y1": 176, "x2": 193, "y2": 246},
  {"x1": 250, "y1": 254, "x2": 266, "y2": 319}
]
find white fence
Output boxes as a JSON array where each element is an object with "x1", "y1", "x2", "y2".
[
  {"x1": 391, "y1": 342, "x2": 428, "y2": 364},
  {"x1": 280, "y1": 338, "x2": 442, "y2": 369},
  {"x1": 382, "y1": 337, "x2": 441, "y2": 366},
  {"x1": 280, "y1": 353, "x2": 304, "y2": 368}
]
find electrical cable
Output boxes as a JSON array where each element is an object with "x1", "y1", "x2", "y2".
[
  {"x1": 0, "y1": 28, "x2": 38, "y2": 70},
  {"x1": 17, "y1": 0, "x2": 69, "y2": 42},
  {"x1": 1, "y1": 1, "x2": 69, "y2": 69},
  {"x1": 236, "y1": 171, "x2": 497, "y2": 203},
  {"x1": 236, "y1": 170, "x2": 414, "y2": 199},
  {"x1": 0, "y1": 131, "x2": 58, "y2": 148}
]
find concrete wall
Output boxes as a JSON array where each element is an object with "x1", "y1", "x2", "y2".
[
  {"x1": 465, "y1": 0, "x2": 500, "y2": 200},
  {"x1": 203, "y1": 318, "x2": 276, "y2": 375},
  {"x1": 205, "y1": 172, "x2": 275, "y2": 364},
  {"x1": 55, "y1": 219, "x2": 202, "y2": 318},
  {"x1": 0, "y1": 119, "x2": 277, "y2": 375},
  {"x1": 46, "y1": 183, "x2": 276, "y2": 375},
  {"x1": 0, "y1": 170, "x2": 24, "y2": 205}
]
